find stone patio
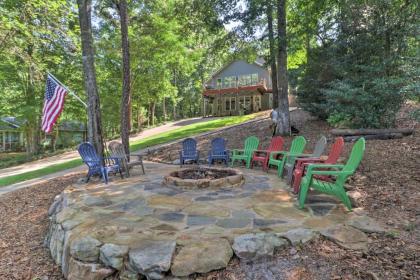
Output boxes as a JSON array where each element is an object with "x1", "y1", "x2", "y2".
[{"x1": 45, "y1": 161, "x2": 377, "y2": 279}]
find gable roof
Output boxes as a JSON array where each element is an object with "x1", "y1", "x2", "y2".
[
  {"x1": 0, "y1": 117, "x2": 86, "y2": 131},
  {"x1": 0, "y1": 117, "x2": 24, "y2": 129},
  {"x1": 206, "y1": 59, "x2": 267, "y2": 84}
]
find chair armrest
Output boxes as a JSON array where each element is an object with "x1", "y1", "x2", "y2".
[
  {"x1": 310, "y1": 170, "x2": 352, "y2": 176},
  {"x1": 127, "y1": 154, "x2": 142, "y2": 162},
  {"x1": 287, "y1": 153, "x2": 313, "y2": 158},
  {"x1": 306, "y1": 164, "x2": 345, "y2": 173}
]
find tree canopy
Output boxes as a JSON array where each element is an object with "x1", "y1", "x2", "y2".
[{"x1": 0, "y1": 0, "x2": 418, "y2": 154}]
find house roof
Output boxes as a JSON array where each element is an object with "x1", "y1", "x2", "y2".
[
  {"x1": 206, "y1": 58, "x2": 267, "y2": 84},
  {"x1": 0, "y1": 117, "x2": 25, "y2": 131},
  {"x1": 0, "y1": 117, "x2": 86, "y2": 131}
]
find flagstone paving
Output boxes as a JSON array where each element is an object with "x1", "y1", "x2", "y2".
[{"x1": 45, "y1": 161, "x2": 372, "y2": 279}]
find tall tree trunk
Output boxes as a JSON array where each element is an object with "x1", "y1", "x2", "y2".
[
  {"x1": 173, "y1": 101, "x2": 176, "y2": 120},
  {"x1": 267, "y1": 1, "x2": 279, "y2": 109},
  {"x1": 147, "y1": 103, "x2": 151, "y2": 127},
  {"x1": 117, "y1": 0, "x2": 131, "y2": 157},
  {"x1": 151, "y1": 102, "x2": 155, "y2": 126},
  {"x1": 162, "y1": 96, "x2": 167, "y2": 122},
  {"x1": 137, "y1": 100, "x2": 143, "y2": 130},
  {"x1": 77, "y1": 0, "x2": 104, "y2": 156},
  {"x1": 276, "y1": 0, "x2": 291, "y2": 135},
  {"x1": 25, "y1": 60, "x2": 41, "y2": 156}
]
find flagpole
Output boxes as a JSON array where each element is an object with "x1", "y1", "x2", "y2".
[{"x1": 47, "y1": 72, "x2": 88, "y2": 108}]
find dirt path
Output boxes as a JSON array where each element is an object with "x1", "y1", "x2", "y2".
[{"x1": 0, "y1": 117, "x2": 218, "y2": 179}]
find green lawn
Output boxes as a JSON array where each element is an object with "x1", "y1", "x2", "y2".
[{"x1": 0, "y1": 113, "x2": 259, "y2": 187}]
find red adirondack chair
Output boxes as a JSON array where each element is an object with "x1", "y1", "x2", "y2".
[
  {"x1": 251, "y1": 136, "x2": 284, "y2": 171},
  {"x1": 292, "y1": 137, "x2": 344, "y2": 193}
]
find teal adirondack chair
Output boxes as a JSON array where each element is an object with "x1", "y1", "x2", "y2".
[
  {"x1": 298, "y1": 138, "x2": 366, "y2": 211},
  {"x1": 231, "y1": 136, "x2": 259, "y2": 168},
  {"x1": 268, "y1": 136, "x2": 307, "y2": 177}
]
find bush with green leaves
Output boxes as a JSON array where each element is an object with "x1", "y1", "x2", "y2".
[
  {"x1": 295, "y1": 0, "x2": 417, "y2": 129},
  {"x1": 322, "y1": 78, "x2": 405, "y2": 128}
]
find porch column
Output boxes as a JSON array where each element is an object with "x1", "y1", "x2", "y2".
[{"x1": 3, "y1": 132, "x2": 7, "y2": 151}]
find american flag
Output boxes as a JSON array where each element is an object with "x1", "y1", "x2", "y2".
[{"x1": 41, "y1": 74, "x2": 68, "y2": 133}]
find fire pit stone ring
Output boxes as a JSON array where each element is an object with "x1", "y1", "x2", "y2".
[{"x1": 163, "y1": 167, "x2": 244, "y2": 189}]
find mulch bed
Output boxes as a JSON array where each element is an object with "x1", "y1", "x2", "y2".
[
  {"x1": 0, "y1": 173, "x2": 83, "y2": 280},
  {"x1": 0, "y1": 104, "x2": 418, "y2": 280}
]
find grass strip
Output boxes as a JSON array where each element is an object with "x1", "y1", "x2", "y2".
[
  {"x1": 0, "y1": 159, "x2": 82, "y2": 187},
  {"x1": 0, "y1": 113, "x2": 258, "y2": 187}
]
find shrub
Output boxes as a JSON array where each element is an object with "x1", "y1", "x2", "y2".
[{"x1": 322, "y1": 78, "x2": 405, "y2": 128}]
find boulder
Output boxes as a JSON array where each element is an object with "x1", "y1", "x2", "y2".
[
  {"x1": 320, "y1": 225, "x2": 368, "y2": 251},
  {"x1": 171, "y1": 239, "x2": 233, "y2": 276},
  {"x1": 67, "y1": 257, "x2": 114, "y2": 280},
  {"x1": 346, "y1": 215, "x2": 386, "y2": 234},
  {"x1": 100, "y1": 243, "x2": 129, "y2": 270},
  {"x1": 119, "y1": 269, "x2": 139, "y2": 280},
  {"x1": 70, "y1": 236, "x2": 103, "y2": 262},
  {"x1": 49, "y1": 223, "x2": 65, "y2": 265},
  {"x1": 232, "y1": 233, "x2": 288, "y2": 260},
  {"x1": 129, "y1": 240, "x2": 176, "y2": 279},
  {"x1": 48, "y1": 195, "x2": 63, "y2": 216},
  {"x1": 279, "y1": 228, "x2": 318, "y2": 245}
]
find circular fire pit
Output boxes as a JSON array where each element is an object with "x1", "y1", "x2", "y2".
[{"x1": 163, "y1": 167, "x2": 244, "y2": 189}]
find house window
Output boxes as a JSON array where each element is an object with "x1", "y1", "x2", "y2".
[
  {"x1": 224, "y1": 97, "x2": 235, "y2": 111},
  {"x1": 222, "y1": 77, "x2": 231, "y2": 88},
  {"x1": 245, "y1": 96, "x2": 252, "y2": 111},
  {"x1": 224, "y1": 97, "x2": 237, "y2": 111},
  {"x1": 231, "y1": 97, "x2": 236, "y2": 111},
  {"x1": 237, "y1": 73, "x2": 258, "y2": 86},
  {"x1": 222, "y1": 76, "x2": 238, "y2": 88},
  {"x1": 251, "y1": 73, "x2": 258, "y2": 84}
]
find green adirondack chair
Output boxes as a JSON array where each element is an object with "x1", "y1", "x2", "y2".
[
  {"x1": 231, "y1": 136, "x2": 259, "y2": 168},
  {"x1": 298, "y1": 137, "x2": 366, "y2": 211},
  {"x1": 268, "y1": 136, "x2": 307, "y2": 177}
]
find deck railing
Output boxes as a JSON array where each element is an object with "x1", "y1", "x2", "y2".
[{"x1": 205, "y1": 78, "x2": 267, "y2": 90}]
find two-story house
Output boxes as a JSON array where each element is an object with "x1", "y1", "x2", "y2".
[{"x1": 202, "y1": 59, "x2": 273, "y2": 116}]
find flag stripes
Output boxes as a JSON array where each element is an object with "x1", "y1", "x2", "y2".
[{"x1": 41, "y1": 74, "x2": 68, "y2": 133}]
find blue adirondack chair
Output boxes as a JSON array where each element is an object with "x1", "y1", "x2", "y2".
[
  {"x1": 208, "y1": 138, "x2": 229, "y2": 165},
  {"x1": 179, "y1": 138, "x2": 200, "y2": 165},
  {"x1": 78, "y1": 142, "x2": 123, "y2": 184}
]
